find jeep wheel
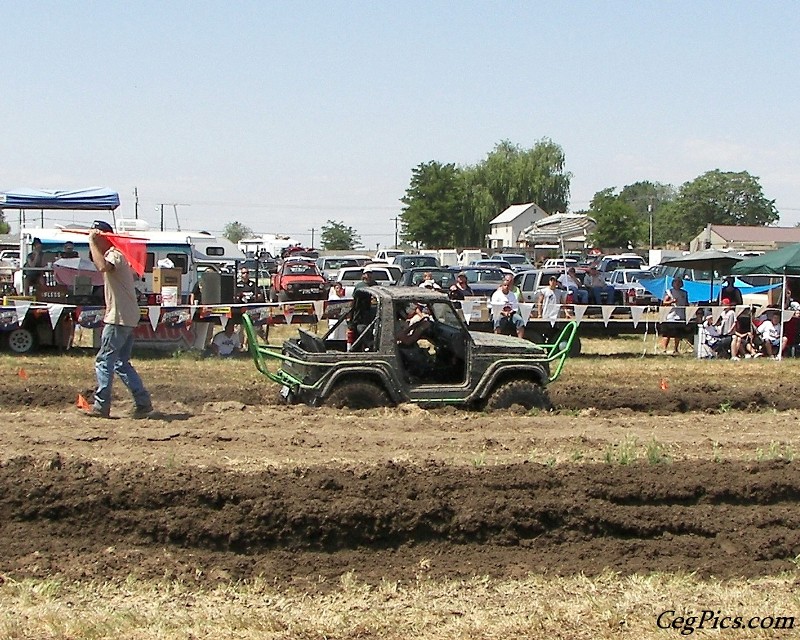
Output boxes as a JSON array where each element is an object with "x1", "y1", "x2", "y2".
[
  {"x1": 486, "y1": 379, "x2": 550, "y2": 411},
  {"x1": 325, "y1": 381, "x2": 390, "y2": 410}
]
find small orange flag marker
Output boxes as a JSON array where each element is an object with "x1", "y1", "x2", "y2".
[
  {"x1": 660, "y1": 379, "x2": 669, "y2": 391},
  {"x1": 76, "y1": 394, "x2": 92, "y2": 410},
  {"x1": 17, "y1": 368, "x2": 29, "y2": 380}
]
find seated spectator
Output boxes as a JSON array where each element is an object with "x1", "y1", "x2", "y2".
[
  {"x1": 756, "y1": 311, "x2": 783, "y2": 358},
  {"x1": 491, "y1": 279, "x2": 525, "y2": 338},
  {"x1": 731, "y1": 312, "x2": 760, "y2": 360},
  {"x1": 712, "y1": 298, "x2": 738, "y2": 359},
  {"x1": 209, "y1": 323, "x2": 244, "y2": 357},
  {"x1": 558, "y1": 267, "x2": 589, "y2": 304},
  {"x1": 582, "y1": 266, "x2": 614, "y2": 305},
  {"x1": 698, "y1": 314, "x2": 721, "y2": 359},
  {"x1": 782, "y1": 304, "x2": 800, "y2": 357},
  {"x1": 503, "y1": 273, "x2": 522, "y2": 299},
  {"x1": 418, "y1": 272, "x2": 441, "y2": 290}
]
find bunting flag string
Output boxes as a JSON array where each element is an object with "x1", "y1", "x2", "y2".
[{"x1": 148, "y1": 306, "x2": 161, "y2": 331}]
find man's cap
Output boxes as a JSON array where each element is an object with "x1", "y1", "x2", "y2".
[
  {"x1": 722, "y1": 298, "x2": 732, "y2": 306},
  {"x1": 790, "y1": 301, "x2": 800, "y2": 311},
  {"x1": 91, "y1": 220, "x2": 114, "y2": 233}
]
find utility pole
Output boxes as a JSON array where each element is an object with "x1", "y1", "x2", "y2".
[
  {"x1": 155, "y1": 203, "x2": 189, "y2": 231},
  {"x1": 134, "y1": 187, "x2": 139, "y2": 219},
  {"x1": 159, "y1": 204, "x2": 164, "y2": 231},
  {"x1": 648, "y1": 202, "x2": 654, "y2": 250},
  {"x1": 391, "y1": 216, "x2": 399, "y2": 248},
  {"x1": 310, "y1": 227, "x2": 315, "y2": 248}
]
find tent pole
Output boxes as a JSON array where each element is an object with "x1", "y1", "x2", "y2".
[{"x1": 778, "y1": 272, "x2": 787, "y2": 361}]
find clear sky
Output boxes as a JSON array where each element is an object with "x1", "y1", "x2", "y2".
[{"x1": 2, "y1": 1, "x2": 798, "y2": 248}]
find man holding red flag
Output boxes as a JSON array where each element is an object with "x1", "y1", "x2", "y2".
[{"x1": 83, "y1": 220, "x2": 153, "y2": 419}]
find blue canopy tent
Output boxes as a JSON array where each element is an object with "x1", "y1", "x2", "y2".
[
  {"x1": 638, "y1": 276, "x2": 778, "y2": 304},
  {"x1": 0, "y1": 188, "x2": 120, "y2": 210}
]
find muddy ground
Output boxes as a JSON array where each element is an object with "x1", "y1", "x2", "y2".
[{"x1": 1, "y1": 354, "x2": 799, "y2": 590}]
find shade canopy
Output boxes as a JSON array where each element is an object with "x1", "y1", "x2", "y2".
[
  {"x1": 661, "y1": 250, "x2": 743, "y2": 273},
  {"x1": 0, "y1": 187, "x2": 120, "y2": 210},
  {"x1": 730, "y1": 243, "x2": 800, "y2": 277},
  {"x1": 520, "y1": 213, "x2": 597, "y2": 243}
]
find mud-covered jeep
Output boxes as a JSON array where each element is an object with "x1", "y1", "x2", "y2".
[{"x1": 242, "y1": 286, "x2": 576, "y2": 410}]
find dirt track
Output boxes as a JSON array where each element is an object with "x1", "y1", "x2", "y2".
[{"x1": 1, "y1": 354, "x2": 800, "y2": 589}]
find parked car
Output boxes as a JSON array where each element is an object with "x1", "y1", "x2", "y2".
[
  {"x1": 606, "y1": 269, "x2": 660, "y2": 306},
  {"x1": 335, "y1": 265, "x2": 399, "y2": 294},
  {"x1": 490, "y1": 253, "x2": 534, "y2": 272},
  {"x1": 316, "y1": 256, "x2": 362, "y2": 281},
  {"x1": 269, "y1": 260, "x2": 327, "y2": 302},
  {"x1": 391, "y1": 254, "x2": 440, "y2": 271},
  {"x1": 469, "y1": 259, "x2": 513, "y2": 273},
  {"x1": 399, "y1": 267, "x2": 457, "y2": 289},
  {"x1": 457, "y1": 267, "x2": 508, "y2": 297},
  {"x1": 596, "y1": 253, "x2": 646, "y2": 274},
  {"x1": 542, "y1": 258, "x2": 578, "y2": 270}
]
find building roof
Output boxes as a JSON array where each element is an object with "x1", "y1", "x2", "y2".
[
  {"x1": 708, "y1": 225, "x2": 800, "y2": 243},
  {"x1": 489, "y1": 203, "x2": 546, "y2": 225}
]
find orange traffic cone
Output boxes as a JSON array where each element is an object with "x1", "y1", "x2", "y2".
[
  {"x1": 17, "y1": 368, "x2": 29, "y2": 380},
  {"x1": 76, "y1": 394, "x2": 92, "y2": 410}
]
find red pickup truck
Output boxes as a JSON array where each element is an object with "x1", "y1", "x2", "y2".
[{"x1": 269, "y1": 260, "x2": 327, "y2": 302}]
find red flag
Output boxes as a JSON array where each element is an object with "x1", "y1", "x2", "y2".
[
  {"x1": 107, "y1": 234, "x2": 147, "y2": 277},
  {"x1": 76, "y1": 394, "x2": 92, "y2": 410}
]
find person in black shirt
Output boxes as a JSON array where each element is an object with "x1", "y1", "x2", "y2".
[
  {"x1": 236, "y1": 267, "x2": 257, "y2": 303},
  {"x1": 719, "y1": 276, "x2": 743, "y2": 306}
]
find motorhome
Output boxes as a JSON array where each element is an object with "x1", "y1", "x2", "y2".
[{"x1": 239, "y1": 233, "x2": 300, "y2": 259}]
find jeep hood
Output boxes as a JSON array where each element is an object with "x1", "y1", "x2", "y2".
[{"x1": 469, "y1": 331, "x2": 547, "y2": 355}]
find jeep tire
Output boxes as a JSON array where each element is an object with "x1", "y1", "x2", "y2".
[
  {"x1": 325, "y1": 380, "x2": 390, "y2": 410},
  {"x1": 486, "y1": 379, "x2": 550, "y2": 411}
]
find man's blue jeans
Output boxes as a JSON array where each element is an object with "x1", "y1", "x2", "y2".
[{"x1": 94, "y1": 324, "x2": 151, "y2": 413}]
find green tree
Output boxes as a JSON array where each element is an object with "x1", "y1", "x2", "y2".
[
  {"x1": 664, "y1": 170, "x2": 779, "y2": 244},
  {"x1": 618, "y1": 181, "x2": 677, "y2": 247},
  {"x1": 320, "y1": 220, "x2": 362, "y2": 250},
  {"x1": 0, "y1": 216, "x2": 9, "y2": 234},
  {"x1": 401, "y1": 161, "x2": 466, "y2": 247},
  {"x1": 222, "y1": 221, "x2": 254, "y2": 244},
  {"x1": 587, "y1": 188, "x2": 644, "y2": 249},
  {"x1": 469, "y1": 139, "x2": 572, "y2": 240}
]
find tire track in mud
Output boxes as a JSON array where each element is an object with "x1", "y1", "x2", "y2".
[{"x1": 1, "y1": 458, "x2": 798, "y2": 585}]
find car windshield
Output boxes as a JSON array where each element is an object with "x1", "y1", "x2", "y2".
[
  {"x1": 626, "y1": 270, "x2": 649, "y2": 283},
  {"x1": 399, "y1": 256, "x2": 438, "y2": 269},
  {"x1": 462, "y1": 268, "x2": 505, "y2": 283},
  {"x1": 322, "y1": 258, "x2": 359, "y2": 270},
  {"x1": 499, "y1": 255, "x2": 529, "y2": 265},
  {"x1": 285, "y1": 263, "x2": 318, "y2": 276}
]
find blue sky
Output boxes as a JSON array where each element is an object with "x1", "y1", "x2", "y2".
[{"x1": 2, "y1": 1, "x2": 798, "y2": 248}]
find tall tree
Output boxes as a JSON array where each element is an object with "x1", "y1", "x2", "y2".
[
  {"x1": 587, "y1": 188, "x2": 644, "y2": 249},
  {"x1": 400, "y1": 161, "x2": 465, "y2": 247},
  {"x1": 664, "y1": 170, "x2": 779, "y2": 244},
  {"x1": 0, "y1": 210, "x2": 9, "y2": 234},
  {"x1": 320, "y1": 220, "x2": 362, "y2": 250},
  {"x1": 222, "y1": 221, "x2": 254, "y2": 244},
  {"x1": 617, "y1": 181, "x2": 677, "y2": 247}
]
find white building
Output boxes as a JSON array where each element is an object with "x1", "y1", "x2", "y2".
[{"x1": 487, "y1": 203, "x2": 548, "y2": 249}]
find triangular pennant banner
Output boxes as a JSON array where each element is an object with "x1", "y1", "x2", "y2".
[
  {"x1": 658, "y1": 307, "x2": 671, "y2": 322},
  {"x1": 461, "y1": 299, "x2": 476, "y2": 319},
  {"x1": 687, "y1": 306, "x2": 699, "y2": 324},
  {"x1": 148, "y1": 306, "x2": 161, "y2": 331},
  {"x1": 572, "y1": 305, "x2": 587, "y2": 323},
  {"x1": 313, "y1": 300, "x2": 325, "y2": 320},
  {"x1": 518, "y1": 303, "x2": 533, "y2": 325},
  {"x1": 601, "y1": 305, "x2": 614, "y2": 326},
  {"x1": 782, "y1": 310, "x2": 793, "y2": 323},
  {"x1": 463, "y1": 313, "x2": 471, "y2": 325},
  {"x1": 219, "y1": 314, "x2": 229, "y2": 331},
  {"x1": 13, "y1": 300, "x2": 31, "y2": 325},
  {"x1": 630, "y1": 306, "x2": 645, "y2": 328},
  {"x1": 283, "y1": 312, "x2": 294, "y2": 325},
  {"x1": 48, "y1": 304, "x2": 65, "y2": 329},
  {"x1": 490, "y1": 303, "x2": 504, "y2": 322},
  {"x1": 711, "y1": 307, "x2": 724, "y2": 324}
]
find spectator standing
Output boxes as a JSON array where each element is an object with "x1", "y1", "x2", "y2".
[
  {"x1": 719, "y1": 276, "x2": 743, "y2": 306},
  {"x1": 327, "y1": 281, "x2": 349, "y2": 340},
  {"x1": 24, "y1": 237, "x2": 46, "y2": 293},
  {"x1": 448, "y1": 272, "x2": 474, "y2": 300},
  {"x1": 418, "y1": 272, "x2": 441, "y2": 290},
  {"x1": 236, "y1": 267, "x2": 257, "y2": 303},
  {"x1": 659, "y1": 277, "x2": 689, "y2": 355},
  {"x1": 84, "y1": 221, "x2": 152, "y2": 419},
  {"x1": 537, "y1": 275, "x2": 562, "y2": 322},
  {"x1": 59, "y1": 241, "x2": 79, "y2": 259},
  {"x1": 355, "y1": 271, "x2": 376, "y2": 290},
  {"x1": 491, "y1": 279, "x2": 525, "y2": 338}
]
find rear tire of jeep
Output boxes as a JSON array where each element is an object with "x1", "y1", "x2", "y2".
[
  {"x1": 325, "y1": 381, "x2": 391, "y2": 410},
  {"x1": 486, "y1": 379, "x2": 550, "y2": 412}
]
